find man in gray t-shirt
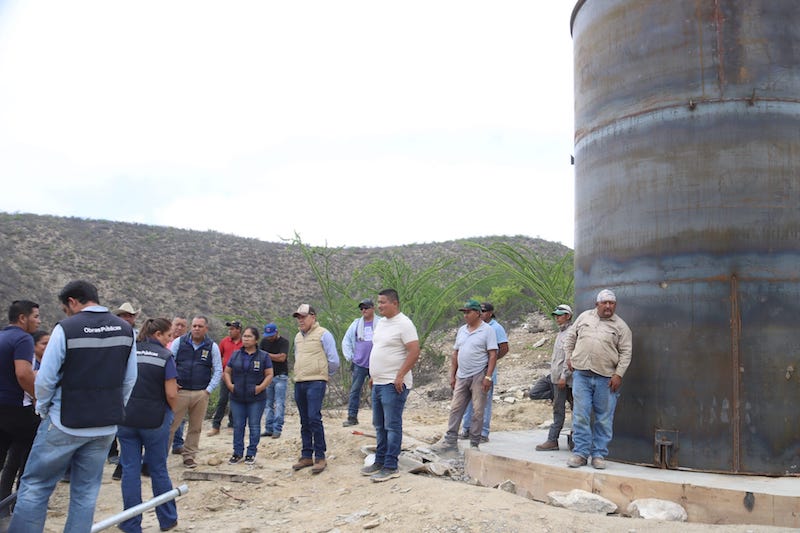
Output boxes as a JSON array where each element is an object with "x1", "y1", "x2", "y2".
[{"x1": 432, "y1": 299, "x2": 497, "y2": 451}]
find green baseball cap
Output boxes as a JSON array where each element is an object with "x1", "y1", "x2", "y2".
[{"x1": 459, "y1": 299, "x2": 482, "y2": 312}]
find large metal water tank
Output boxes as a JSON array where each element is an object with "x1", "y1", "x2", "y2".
[{"x1": 571, "y1": 0, "x2": 800, "y2": 475}]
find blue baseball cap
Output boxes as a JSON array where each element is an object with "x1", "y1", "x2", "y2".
[{"x1": 263, "y1": 323, "x2": 278, "y2": 336}]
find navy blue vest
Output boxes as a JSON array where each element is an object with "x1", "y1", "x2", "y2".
[
  {"x1": 124, "y1": 339, "x2": 171, "y2": 428},
  {"x1": 175, "y1": 334, "x2": 214, "y2": 390},
  {"x1": 228, "y1": 348, "x2": 270, "y2": 403},
  {"x1": 59, "y1": 310, "x2": 133, "y2": 428}
]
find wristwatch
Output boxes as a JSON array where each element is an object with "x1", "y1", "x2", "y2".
[{"x1": 484, "y1": 375, "x2": 492, "y2": 382}]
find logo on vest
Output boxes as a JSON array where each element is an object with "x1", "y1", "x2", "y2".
[
  {"x1": 254, "y1": 360, "x2": 261, "y2": 371},
  {"x1": 201, "y1": 350, "x2": 209, "y2": 361},
  {"x1": 83, "y1": 325, "x2": 123, "y2": 334}
]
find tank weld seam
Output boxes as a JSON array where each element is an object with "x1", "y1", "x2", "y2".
[{"x1": 574, "y1": 97, "x2": 800, "y2": 146}]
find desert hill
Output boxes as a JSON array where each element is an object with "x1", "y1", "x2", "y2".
[{"x1": 0, "y1": 212, "x2": 569, "y2": 333}]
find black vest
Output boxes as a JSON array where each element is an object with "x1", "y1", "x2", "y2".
[
  {"x1": 175, "y1": 334, "x2": 214, "y2": 390},
  {"x1": 228, "y1": 348, "x2": 270, "y2": 403},
  {"x1": 123, "y1": 339, "x2": 171, "y2": 428},
  {"x1": 59, "y1": 310, "x2": 133, "y2": 428}
]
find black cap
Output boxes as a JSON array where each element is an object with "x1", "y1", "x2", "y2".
[
  {"x1": 225, "y1": 321, "x2": 242, "y2": 329},
  {"x1": 480, "y1": 302, "x2": 494, "y2": 314},
  {"x1": 358, "y1": 299, "x2": 374, "y2": 310}
]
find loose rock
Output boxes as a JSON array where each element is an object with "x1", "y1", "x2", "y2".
[
  {"x1": 547, "y1": 489, "x2": 617, "y2": 514},
  {"x1": 627, "y1": 498, "x2": 688, "y2": 521}
]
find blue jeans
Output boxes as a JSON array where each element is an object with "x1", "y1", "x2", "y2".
[
  {"x1": 293, "y1": 380, "x2": 327, "y2": 460},
  {"x1": 117, "y1": 411, "x2": 177, "y2": 533},
  {"x1": 372, "y1": 383, "x2": 409, "y2": 470},
  {"x1": 230, "y1": 399, "x2": 265, "y2": 457},
  {"x1": 9, "y1": 419, "x2": 115, "y2": 533},
  {"x1": 264, "y1": 375, "x2": 288, "y2": 434},
  {"x1": 171, "y1": 419, "x2": 185, "y2": 451},
  {"x1": 571, "y1": 370, "x2": 619, "y2": 459},
  {"x1": 461, "y1": 367, "x2": 497, "y2": 437},
  {"x1": 347, "y1": 363, "x2": 370, "y2": 419}
]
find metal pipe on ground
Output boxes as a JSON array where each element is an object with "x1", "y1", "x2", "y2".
[{"x1": 90, "y1": 484, "x2": 189, "y2": 533}]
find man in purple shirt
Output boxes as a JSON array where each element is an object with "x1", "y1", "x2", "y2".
[{"x1": 341, "y1": 299, "x2": 381, "y2": 427}]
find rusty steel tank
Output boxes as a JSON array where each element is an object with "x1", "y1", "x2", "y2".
[{"x1": 570, "y1": 0, "x2": 800, "y2": 475}]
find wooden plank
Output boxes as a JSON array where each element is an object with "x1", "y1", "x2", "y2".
[
  {"x1": 465, "y1": 450, "x2": 800, "y2": 527},
  {"x1": 182, "y1": 471, "x2": 263, "y2": 484},
  {"x1": 683, "y1": 484, "x2": 775, "y2": 526},
  {"x1": 772, "y1": 493, "x2": 800, "y2": 528},
  {"x1": 593, "y1": 472, "x2": 685, "y2": 515},
  {"x1": 530, "y1": 463, "x2": 593, "y2": 503}
]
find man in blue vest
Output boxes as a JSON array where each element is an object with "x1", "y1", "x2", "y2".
[
  {"x1": 169, "y1": 315, "x2": 222, "y2": 468},
  {"x1": 9, "y1": 280, "x2": 138, "y2": 532}
]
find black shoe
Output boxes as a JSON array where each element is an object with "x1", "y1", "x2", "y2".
[
  {"x1": 112, "y1": 464, "x2": 122, "y2": 481},
  {"x1": 458, "y1": 429, "x2": 469, "y2": 439},
  {"x1": 160, "y1": 522, "x2": 178, "y2": 531},
  {"x1": 261, "y1": 430, "x2": 273, "y2": 437},
  {"x1": 342, "y1": 417, "x2": 358, "y2": 427},
  {"x1": 141, "y1": 462, "x2": 150, "y2": 477},
  {"x1": 172, "y1": 447, "x2": 184, "y2": 455}
]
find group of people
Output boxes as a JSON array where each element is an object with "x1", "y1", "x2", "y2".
[
  {"x1": 532, "y1": 289, "x2": 632, "y2": 471},
  {"x1": 286, "y1": 289, "x2": 421, "y2": 482},
  {"x1": 425, "y1": 288, "x2": 632, "y2": 474},
  {"x1": 0, "y1": 277, "x2": 632, "y2": 532},
  {"x1": 0, "y1": 282, "x2": 422, "y2": 530}
]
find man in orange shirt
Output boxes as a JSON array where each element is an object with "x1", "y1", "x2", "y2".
[{"x1": 208, "y1": 321, "x2": 243, "y2": 436}]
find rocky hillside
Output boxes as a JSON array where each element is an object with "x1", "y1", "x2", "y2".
[{"x1": 0, "y1": 212, "x2": 570, "y2": 334}]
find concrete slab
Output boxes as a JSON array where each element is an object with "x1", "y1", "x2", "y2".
[{"x1": 463, "y1": 429, "x2": 800, "y2": 527}]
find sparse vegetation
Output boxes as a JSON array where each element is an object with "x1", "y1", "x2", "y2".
[{"x1": 0, "y1": 212, "x2": 573, "y2": 412}]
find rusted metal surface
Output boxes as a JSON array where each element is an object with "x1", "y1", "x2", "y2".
[{"x1": 571, "y1": 0, "x2": 800, "y2": 475}]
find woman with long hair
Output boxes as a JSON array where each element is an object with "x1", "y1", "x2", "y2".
[
  {"x1": 223, "y1": 326, "x2": 273, "y2": 465},
  {"x1": 117, "y1": 318, "x2": 179, "y2": 532}
]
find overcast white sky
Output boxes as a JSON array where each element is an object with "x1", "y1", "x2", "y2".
[{"x1": 0, "y1": 1, "x2": 576, "y2": 249}]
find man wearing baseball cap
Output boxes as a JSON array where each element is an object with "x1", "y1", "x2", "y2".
[
  {"x1": 290, "y1": 304, "x2": 339, "y2": 474},
  {"x1": 460, "y1": 302, "x2": 509, "y2": 442},
  {"x1": 341, "y1": 298, "x2": 382, "y2": 427},
  {"x1": 208, "y1": 321, "x2": 243, "y2": 436},
  {"x1": 563, "y1": 289, "x2": 632, "y2": 469},
  {"x1": 260, "y1": 323, "x2": 290, "y2": 438},
  {"x1": 536, "y1": 304, "x2": 575, "y2": 451},
  {"x1": 432, "y1": 299, "x2": 498, "y2": 452}
]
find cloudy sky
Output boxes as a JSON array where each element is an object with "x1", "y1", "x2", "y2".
[{"x1": 0, "y1": 1, "x2": 576, "y2": 248}]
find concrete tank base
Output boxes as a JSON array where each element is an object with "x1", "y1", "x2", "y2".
[{"x1": 463, "y1": 429, "x2": 799, "y2": 528}]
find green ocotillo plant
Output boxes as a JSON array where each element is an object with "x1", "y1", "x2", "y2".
[{"x1": 467, "y1": 241, "x2": 574, "y2": 316}]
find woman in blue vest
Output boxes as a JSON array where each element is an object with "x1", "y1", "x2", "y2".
[
  {"x1": 118, "y1": 318, "x2": 179, "y2": 533},
  {"x1": 223, "y1": 326, "x2": 273, "y2": 465}
]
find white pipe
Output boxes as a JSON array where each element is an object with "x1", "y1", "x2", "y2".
[{"x1": 90, "y1": 484, "x2": 189, "y2": 533}]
